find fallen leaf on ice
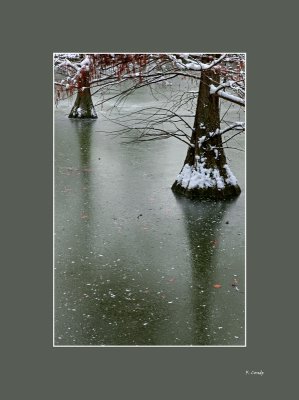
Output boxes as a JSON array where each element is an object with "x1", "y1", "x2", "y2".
[{"x1": 213, "y1": 284, "x2": 222, "y2": 289}]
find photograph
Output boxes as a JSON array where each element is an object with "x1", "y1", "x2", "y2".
[{"x1": 53, "y1": 53, "x2": 246, "y2": 346}]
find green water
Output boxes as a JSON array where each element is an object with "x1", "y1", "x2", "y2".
[{"x1": 54, "y1": 81, "x2": 245, "y2": 346}]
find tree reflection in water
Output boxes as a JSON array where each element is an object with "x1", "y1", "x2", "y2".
[{"x1": 173, "y1": 195, "x2": 244, "y2": 345}]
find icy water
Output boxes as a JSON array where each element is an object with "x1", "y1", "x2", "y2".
[{"x1": 54, "y1": 81, "x2": 245, "y2": 346}]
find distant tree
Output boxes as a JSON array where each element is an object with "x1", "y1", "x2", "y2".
[
  {"x1": 54, "y1": 53, "x2": 158, "y2": 119},
  {"x1": 54, "y1": 53, "x2": 245, "y2": 199},
  {"x1": 54, "y1": 54, "x2": 97, "y2": 118}
]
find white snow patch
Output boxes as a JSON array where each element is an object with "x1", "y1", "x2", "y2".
[
  {"x1": 198, "y1": 136, "x2": 206, "y2": 149},
  {"x1": 176, "y1": 158, "x2": 226, "y2": 190},
  {"x1": 185, "y1": 62, "x2": 202, "y2": 70},
  {"x1": 80, "y1": 56, "x2": 90, "y2": 67},
  {"x1": 212, "y1": 169, "x2": 225, "y2": 189},
  {"x1": 91, "y1": 108, "x2": 97, "y2": 118},
  {"x1": 176, "y1": 164, "x2": 192, "y2": 188},
  {"x1": 210, "y1": 84, "x2": 245, "y2": 106},
  {"x1": 224, "y1": 164, "x2": 238, "y2": 185},
  {"x1": 209, "y1": 128, "x2": 220, "y2": 137}
]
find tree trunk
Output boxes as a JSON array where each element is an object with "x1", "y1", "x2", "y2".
[
  {"x1": 172, "y1": 58, "x2": 241, "y2": 200},
  {"x1": 68, "y1": 71, "x2": 97, "y2": 119}
]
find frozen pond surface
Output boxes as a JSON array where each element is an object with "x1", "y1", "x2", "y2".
[{"x1": 54, "y1": 81, "x2": 245, "y2": 346}]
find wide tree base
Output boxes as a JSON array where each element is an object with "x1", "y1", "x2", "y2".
[
  {"x1": 68, "y1": 108, "x2": 97, "y2": 119},
  {"x1": 171, "y1": 181, "x2": 241, "y2": 200},
  {"x1": 68, "y1": 114, "x2": 98, "y2": 119},
  {"x1": 68, "y1": 87, "x2": 98, "y2": 119}
]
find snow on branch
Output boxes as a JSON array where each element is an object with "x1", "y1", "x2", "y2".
[
  {"x1": 210, "y1": 84, "x2": 245, "y2": 106},
  {"x1": 54, "y1": 53, "x2": 245, "y2": 109},
  {"x1": 208, "y1": 123, "x2": 245, "y2": 138},
  {"x1": 168, "y1": 54, "x2": 227, "y2": 71},
  {"x1": 186, "y1": 54, "x2": 227, "y2": 71},
  {"x1": 55, "y1": 58, "x2": 81, "y2": 72}
]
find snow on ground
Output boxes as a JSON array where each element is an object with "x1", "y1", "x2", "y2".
[{"x1": 176, "y1": 157, "x2": 238, "y2": 190}]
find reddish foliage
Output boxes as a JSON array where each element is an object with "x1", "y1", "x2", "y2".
[{"x1": 55, "y1": 53, "x2": 244, "y2": 102}]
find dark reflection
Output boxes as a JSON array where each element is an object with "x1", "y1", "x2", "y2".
[
  {"x1": 70, "y1": 119, "x2": 94, "y2": 252},
  {"x1": 173, "y1": 194, "x2": 235, "y2": 345},
  {"x1": 73, "y1": 119, "x2": 94, "y2": 222},
  {"x1": 72, "y1": 120, "x2": 94, "y2": 167},
  {"x1": 55, "y1": 120, "x2": 95, "y2": 344}
]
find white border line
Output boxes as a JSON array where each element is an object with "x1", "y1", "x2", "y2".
[
  {"x1": 244, "y1": 52, "x2": 247, "y2": 348},
  {"x1": 53, "y1": 58, "x2": 56, "y2": 347}
]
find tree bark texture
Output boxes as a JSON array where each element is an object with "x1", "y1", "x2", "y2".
[{"x1": 69, "y1": 71, "x2": 97, "y2": 119}]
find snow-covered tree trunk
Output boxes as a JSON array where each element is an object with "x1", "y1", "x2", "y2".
[
  {"x1": 172, "y1": 63, "x2": 241, "y2": 199},
  {"x1": 68, "y1": 70, "x2": 97, "y2": 119}
]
